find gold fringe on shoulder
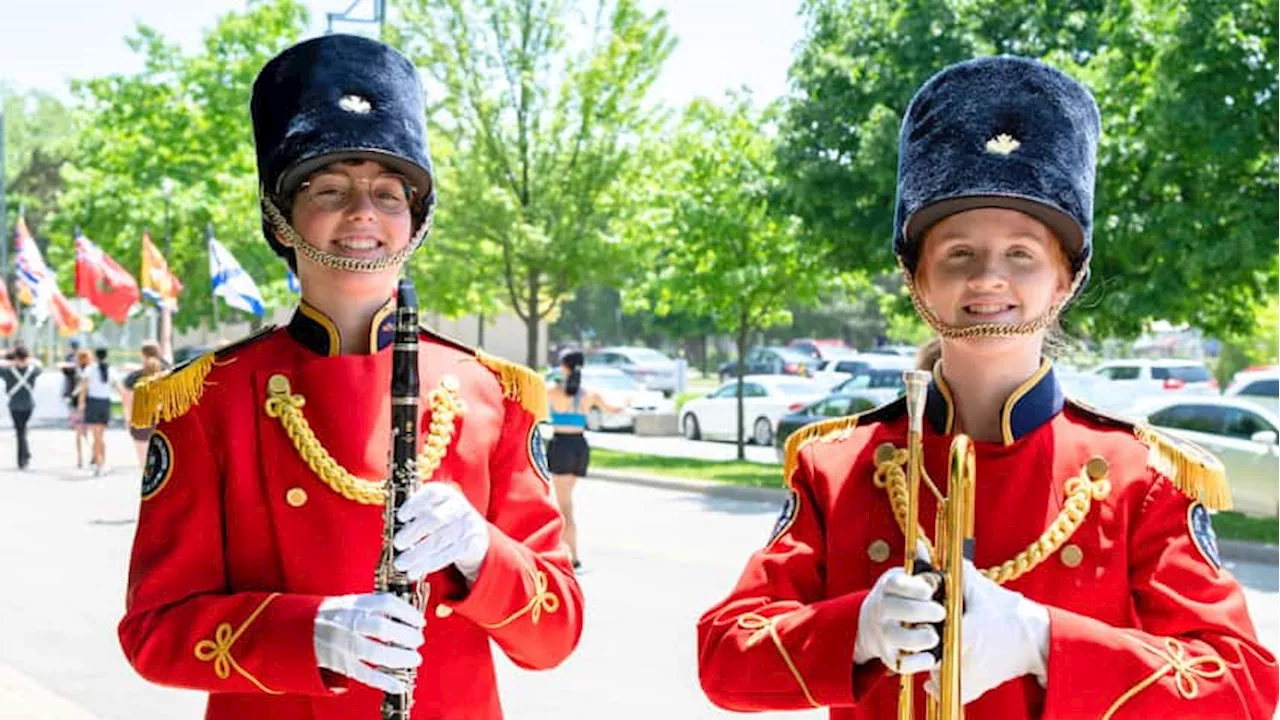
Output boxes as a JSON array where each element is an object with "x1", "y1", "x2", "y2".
[
  {"x1": 1135, "y1": 425, "x2": 1232, "y2": 511},
  {"x1": 782, "y1": 415, "x2": 860, "y2": 487},
  {"x1": 476, "y1": 351, "x2": 549, "y2": 421},
  {"x1": 130, "y1": 353, "x2": 218, "y2": 429}
]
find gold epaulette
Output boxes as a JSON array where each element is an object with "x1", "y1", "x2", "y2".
[
  {"x1": 1066, "y1": 397, "x2": 1231, "y2": 510},
  {"x1": 476, "y1": 350, "x2": 549, "y2": 422},
  {"x1": 129, "y1": 326, "x2": 276, "y2": 429},
  {"x1": 783, "y1": 415, "x2": 860, "y2": 486}
]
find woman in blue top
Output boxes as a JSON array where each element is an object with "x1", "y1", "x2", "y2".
[{"x1": 546, "y1": 348, "x2": 622, "y2": 568}]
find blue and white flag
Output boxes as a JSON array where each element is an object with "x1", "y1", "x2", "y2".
[
  {"x1": 208, "y1": 228, "x2": 265, "y2": 317},
  {"x1": 286, "y1": 268, "x2": 301, "y2": 294}
]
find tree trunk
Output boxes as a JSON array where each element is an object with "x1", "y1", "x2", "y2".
[
  {"x1": 736, "y1": 310, "x2": 749, "y2": 461},
  {"x1": 525, "y1": 270, "x2": 540, "y2": 367}
]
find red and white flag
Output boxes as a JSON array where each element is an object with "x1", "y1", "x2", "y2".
[{"x1": 75, "y1": 231, "x2": 140, "y2": 323}]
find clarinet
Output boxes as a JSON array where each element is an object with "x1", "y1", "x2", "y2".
[{"x1": 376, "y1": 277, "x2": 423, "y2": 720}]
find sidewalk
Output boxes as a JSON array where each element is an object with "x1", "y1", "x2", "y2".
[{"x1": 585, "y1": 468, "x2": 1280, "y2": 566}]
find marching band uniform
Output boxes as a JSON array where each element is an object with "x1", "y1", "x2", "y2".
[
  {"x1": 119, "y1": 35, "x2": 582, "y2": 720},
  {"x1": 696, "y1": 57, "x2": 1278, "y2": 719}
]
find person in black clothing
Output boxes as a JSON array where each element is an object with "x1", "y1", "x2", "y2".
[{"x1": 0, "y1": 345, "x2": 42, "y2": 469}]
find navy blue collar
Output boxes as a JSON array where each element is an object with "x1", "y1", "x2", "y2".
[
  {"x1": 287, "y1": 298, "x2": 396, "y2": 357},
  {"x1": 925, "y1": 359, "x2": 1064, "y2": 445}
]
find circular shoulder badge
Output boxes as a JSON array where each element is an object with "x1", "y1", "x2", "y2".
[
  {"x1": 1187, "y1": 502, "x2": 1222, "y2": 571},
  {"x1": 767, "y1": 489, "x2": 800, "y2": 548},
  {"x1": 528, "y1": 423, "x2": 553, "y2": 485},
  {"x1": 141, "y1": 430, "x2": 174, "y2": 501}
]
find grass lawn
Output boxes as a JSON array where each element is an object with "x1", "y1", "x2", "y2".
[
  {"x1": 590, "y1": 449, "x2": 1278, "y2": 544},
  {"x1": 591, "y1": 448, "x2": 782, "y2": 488}
]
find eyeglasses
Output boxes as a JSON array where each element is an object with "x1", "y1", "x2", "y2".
[{"x1": 296, "y1": 174, "x2": 417, "y2": 215}]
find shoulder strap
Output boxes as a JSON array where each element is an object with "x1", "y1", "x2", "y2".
[{"x1": 1065, "y1": 397, "x2": 1230, "y2": 510}]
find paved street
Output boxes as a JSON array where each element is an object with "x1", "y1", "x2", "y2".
[{"x1": 0, "y1": 427, "x2": 1275, "y2": 719}]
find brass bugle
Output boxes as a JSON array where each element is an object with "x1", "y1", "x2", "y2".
[{"x1": 896, "y1": 370, "x2": 976, "y2": 720}]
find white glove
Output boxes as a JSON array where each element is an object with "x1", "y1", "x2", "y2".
[
  {"x1": 393, "y1": 482, "x2": 490, "y2": 584},
  {"x1": 313, "y1": 593, "x2": 425, "y2": 693},
  {"x1": 925, "y1": 560, "x2": 1050, "y2": 705},
  {"x1": 853, "y1": 563, "x2": 946, "y2": 676}
]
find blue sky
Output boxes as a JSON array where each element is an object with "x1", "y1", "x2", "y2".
[{"x1": 1, "y1": 0, "x2": 806, "y2": 107}]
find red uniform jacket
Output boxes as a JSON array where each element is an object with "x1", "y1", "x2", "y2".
[
  {"x1": 119, "y1": 301, "x2": 583, "y2": 720},
  {"x1": 699, "y1": 361, "x2": 1278, "y2": 719}
]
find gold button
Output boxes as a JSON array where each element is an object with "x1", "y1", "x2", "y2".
[
  {"x1": 868, "y1": 539, "x2": 891, "y2": 563},
  {"x1": 874, "y1": 443, "x2": 897, "y2": 465},
  {"x1": 435, "y1": 604, "x2": 453, "y2": 618},
  {"x1": 285, "y1": 487, "x2": 308, "y2": 507},
  {"x1": 1086, "y1": 456, "x2": 1109, "y2": 481},
  {"x1": 1061, "y1": 543, "x2": 1084, "y2": 568},
  {"x1": 268, "y1": 374, "x2": 290, "y2": 394},
  {"x1": 442, "y1": 375, "x2": 460, "y2": 392}
]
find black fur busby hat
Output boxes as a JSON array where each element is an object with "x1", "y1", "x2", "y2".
[
  {"x1": 251, "y1": 34, "x2": 435, "y2": 260},
  {"x1": 893, "y1": 56, "x2": 1100, "y2": 281}
]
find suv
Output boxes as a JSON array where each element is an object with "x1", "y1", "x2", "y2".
[
  {"x1": 1226, "y1": 366, "x2": 1279, "y2": 414},
  {"x1": 585, "y1": 346, "x2": 678, "y2": 396},
  {"x1": 1091, "y1": 359, "x2": 1216, "y2": 411}
]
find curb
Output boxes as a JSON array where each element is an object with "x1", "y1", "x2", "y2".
[{"x1": 586, "y1": 470, "x2": 1278, "y2": 565}]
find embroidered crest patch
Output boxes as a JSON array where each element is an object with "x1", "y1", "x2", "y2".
[
  {"x1": 767, "y1": 489, "x2": 800, "y2": 547},
  {"x1": 1188, "y1": 502, "x2": 1222, "y2": 570},
  {"x1": 528, "y1": 423, "x2": 552, "y2": 485},
  {"x1": 141, "y1": 430, "x2": 174, "y2": 501}
]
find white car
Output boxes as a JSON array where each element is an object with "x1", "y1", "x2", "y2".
[
  {"x1": 1225, "y1": 366, "x2": 1279, "y2": 415},
  {"x1": 679, "y1": 375, "x2": 829, "y2": 446},
  {"x1": 1130, "y1": 396, "x2": 1280, "y2": 517},
  {"x1": 1090, "y1": 359, "x2": 1217, "y2": 413},
  {"x1": 825, "y1": 355, "x2": 915, "y2": 407},
  {"x1": 547, "y1": 366, "x2": 667, "y2": 431}
]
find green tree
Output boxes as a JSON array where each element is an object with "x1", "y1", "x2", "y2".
[
  {"x1": 1, "y1": 88, "x2": 75, "y2": 245},
  {"x1": 780, "y1": 0, "x2": 1278, "y2": 341},
  {"x1": 627, "y1": 95, "x2": 833, "y2": 458},
  {"x1": 393, "y1": 0, "x2": 676, "y2": 366},
  {"x1": 56, "y1": 0, "x2": 311, "y2": 331}
]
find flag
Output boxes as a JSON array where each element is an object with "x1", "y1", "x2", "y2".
[
  {"x1": 140, "y1": 231, "x2": 183, "y2": 311},
  {"x1": 50, "y1": 292, "x2": 93, "y2": 336},
  {"x1": 13, "y1": 215, "x2": 59, "y2": 323},
  {"x1": 208, "y1": 227, "x2": 265, "y2": 317},
  {"x1": 0, "y1": 282, "x2": 17, "y2": 338},
  {"x1": 286, "y1": 268, "x2": 301, "y2": 294},
  {"x1": 75, "y1": 230, "x2": 140, "y2": 323}
]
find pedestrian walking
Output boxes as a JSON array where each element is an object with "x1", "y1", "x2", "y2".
[
  {"x1": 79, "y1": 347, "x2": 125, "y2": 476},
  {"x1": 0, "y1": 345, "x2": 42, "y2": 469}
]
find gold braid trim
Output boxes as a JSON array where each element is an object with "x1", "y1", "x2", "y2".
[
  {"x1": 1101, "y1": 637, "x2": 1226, "y2": 720},
  {"x1": 263, "y1": 375, "x2": 465, "y2": 505},
  {"x1": 783, "y1": 415, "x2": 861, "y2": 486},
  {"x1": 193, "y1": 593, "x2": 284, "y2": 695},
  {"x1": 477, "y1": 564, "x2": 561, "y2": 630},
  {"x1": 1135, "y1": 425, "x2": 1231, "y2": 511},
  {"x1": 129, "y1": 353, "x2": 219, "y2": 428},
  {"x1": 737, "y1": 612, "x2": 821, "y2": 708},
  {"x1": 476, "y1": 351, "x2": 549, "y2": 421},
  {"x1": 873, "y1": 447, "x2": 1111, "y2": 584}
]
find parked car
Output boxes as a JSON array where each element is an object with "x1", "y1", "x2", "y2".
[
  {"x1": 586, "y1": 346, "x2": 679, "y2": 396},
  {"x1": 1089, "y1": 359, "x2": 1218, "y2": 415},
  {"x1": 679, "y1": 375, "x2": 829, "y2": 446},
  {"x1": 864, "y1": 345, "x2": 918, "y2": 358},
  {"x1": 717, "y1": 346, "x2": 815, "y2": 382},
  {"x1": 788, "y1": 339, "x2": 855, "y2": 363},
  {"x1": 774, "y1": 392, "x2": 883, "y2": 461},
  {"x1": 544, "y1": 366, "x2": 667, "y2": 431},
  {"x1": 1129, "y1": 396, "x2": 1280, "y2": 517},
  {"x1": 825, "y1": 355, "x2": 915, "y2": 406},
  {"x1": 1225, "y1": 366, "x2": 1279, "y2": 414}
]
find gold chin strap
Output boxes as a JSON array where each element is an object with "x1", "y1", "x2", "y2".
[
  {"x1": 260, "y1": 189, "x2": 434, "y2": 274},
  {"x1": 899, "y1": 259, "x2": 1088, "y2": 339}
]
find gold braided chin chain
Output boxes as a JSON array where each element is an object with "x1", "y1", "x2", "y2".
[
  {"x1": 872, "y1": 446, "x2": 1111, "y2": 584},
  {"x1": 898, "y1": 261, "x2": 1087, "y2": 340},
  {"x1": 263, "y1": 375, "x2": 466, "y2": 505},
  {"x1": 260, "y1": 191, "x2": 434, "y2": 274}
]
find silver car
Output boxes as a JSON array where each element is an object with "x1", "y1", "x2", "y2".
[
  {"x1": 586, "y1": 346, "x2": 679, "y2": 395},
  {"x1": 1131, "y1": 396, "x2": 1280, "y2": 517}
]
